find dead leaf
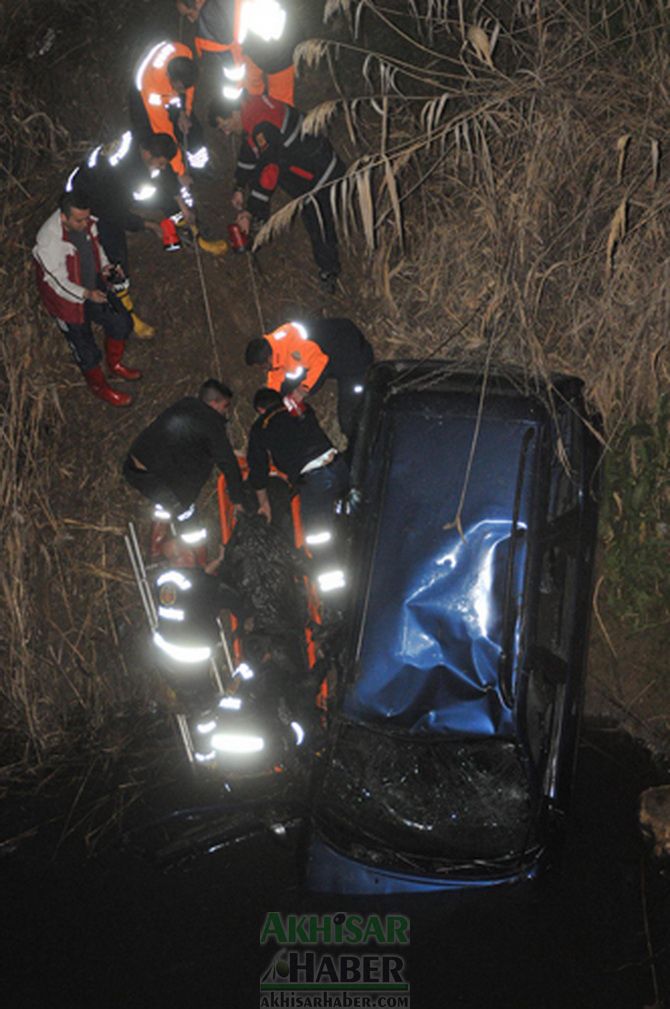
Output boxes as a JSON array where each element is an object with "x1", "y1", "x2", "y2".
[
  {"x1": 467, "y1": 25, "x2": 495, "y2": 68},
  {"x1": 605, "y1": 198, "x2": 627, "y2": 277},
  {"x1": 650, "y1": 138, "x2": 660, "y2": 189},
  {"x1": 616, "y1": 134, "x2": 631, "y2": 183}
]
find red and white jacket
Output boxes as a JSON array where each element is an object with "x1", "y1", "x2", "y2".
[{"x1": 33, "y1": 210, "x2": 108, "y2": 324}]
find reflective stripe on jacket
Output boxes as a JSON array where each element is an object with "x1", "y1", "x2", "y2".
[
  {"x1": 234, "y1": 95, "x2": 342, "y2": 219},
  {"x1": 264, "y1": 322, "x2": 329, "y2": 393},
  {"x1": 134, "y1": 41, "x2": 194, "y2": 176}
]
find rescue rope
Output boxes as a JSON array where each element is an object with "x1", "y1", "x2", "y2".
[
  {"x1": 192, "y1": 226, "x2": 223, "y2": 375},
  {"x1": 230, "y1": 122, "x2": 265, "y2": 334},
  {"x1": 246, "y1": 251, "x2": 265, "y2": 333},
  {"x1": 388, "y1": 295, "x2": 490, "y2": 393},
  {"x1": 176, "y1": 127, "x2": 223, "y2": 374}
]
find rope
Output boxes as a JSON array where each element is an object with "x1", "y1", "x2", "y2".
[
  {"x1": 176, "y1": 130, "x2": 222, "y2": 374},
  {"x1": 192, "y1": 228, "x2": 223, "y2": 375},
  {"x1": 224, "y1": 127, "x2": 265, "y2": 332},
  {"x1": 388, "y1": 294, "x2": 490, "y2": 393},
  {"x1": 246, "y1": 251, "x2": 265, "y2": 333}
]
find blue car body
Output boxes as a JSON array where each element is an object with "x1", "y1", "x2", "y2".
[{"x1": 308, "y1": 363, "x2": 601, "y2": 894}]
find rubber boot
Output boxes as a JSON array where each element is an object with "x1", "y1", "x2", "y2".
[
  {"x1": 118, "y1": 289, "x2": 155, "y2": 340},
  {"x1": 105, "y1": 338, "x2": 142, "y2": 381},
  {"x1": 192, "y1": 224, "x2": 229, "y2": 257},
  {"x1": 83, "y1": 366, "x2": 132, "y2": 407},
  {"x1": 197, "y1": 234, "x2": 229, "y2": 256}
]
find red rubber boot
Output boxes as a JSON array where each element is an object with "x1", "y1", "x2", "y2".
[
  {"x1": 83, "y1": 366, "x2": 132, "y2": 407},
  {"x1": 105, "y1": 338, "x2": 142, "y2": 381}
]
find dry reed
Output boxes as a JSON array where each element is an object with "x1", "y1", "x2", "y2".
[
  {"x1": 273, "y1": 0, "x2": 670, "y2": 431},
  {"x1": 0, "y1": 0, "x2": 155, "y2": 781}
]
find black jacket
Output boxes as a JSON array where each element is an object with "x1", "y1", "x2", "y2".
[
  {"x1": 247, "y1": 403, "x2": 333, "y2": 489},
  {"x1": 234, "y1": 95, "x2": 344, "y2": 221},
  {"x1": 303, "y1": 318, "x2": 374, "y2": 378},
  {"x1": 127, "y1": 397, "x2": 243, "y2": 505},
  {"x1": 69, "y1": 133, "x2": 178, "y2": 232}
]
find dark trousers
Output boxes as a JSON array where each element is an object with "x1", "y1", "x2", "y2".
[
  {"x1": 334, "y1": 377, "x2": 367, "y2": 439},
  {"x1": 299, "y1": 456, "x2": 349, "y2": 536},
  {"x1": 60, "y1": 298, "x2": 132, "y2": 372},
  {"x1": 310, "y1": 344, "x2": 374, "y2": 439},
  {"x1": 122, "y1": 457, "x2": 189, "y2": 514},
  {"x1": 301, "y1": 179, "x2": 341, "y2": 276},
  {"x1": 96, "y1": 199, "x2": 181, "y2": 277},
  {"x1": 96, "y1": 220, "x2": 130, "y2": 275}
]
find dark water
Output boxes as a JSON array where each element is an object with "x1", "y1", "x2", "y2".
[{"x1": 1, "y1": 724, "x2": 668, "y2": 1009}]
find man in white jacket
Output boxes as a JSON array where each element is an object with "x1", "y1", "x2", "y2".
[{"x1": 33, "y1": 191, "x2": 142, "y2": 407}]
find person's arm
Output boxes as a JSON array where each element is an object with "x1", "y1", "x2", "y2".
[
  {"x1": 143, "y1": 97, "x2": 187, "y2": 178},
  {"x1": 298, "y1": 338, "x2": 329, "y2": 391},
  {"x1": 203, "y1": 542, "x2": 226, "y2": 575},
  {"x1": 246, "y1": 423, "x2": 271, "y2": 495},
  {"x1": 233, "y1": 138, "x2": 258, "y2": 195},
  {"x1": 246, "y1": 162, "x2": 279, "y2": 222},
  {"x1": 255, "y1": 486, "x2": 271, "y2": 523},
  {"x1": 143, "y1": 219, "x2": 164, "y2": 238},
  {"x1": 125, "y1": 211, "x2": 146, "y2": 232},
  {"x1": 204, "y1": 412, "x2": 244, "y2": 503},
  {"x1": 176, "y1": 0, "x2": 204, "y2": 22},
  {"x1": 176, "y1": 188, "x2": 196, "y2": 224},
  {"x1": 214, "y1": 434, "x2": 244, "y2": 503},
  {"x1": 90, "y1": 219, "x2": 110, "y2": 272}
]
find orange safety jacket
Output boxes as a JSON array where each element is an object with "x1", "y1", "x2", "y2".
[
  {"x1": 264, "y1": 322, "x2": 330, "y2": 393},
  {"x1": 135, "y1": 41, "x2": 195, "y2": 176},
  {"x1": 194, "y1": 0, "x2": 295, "y2": 105}
]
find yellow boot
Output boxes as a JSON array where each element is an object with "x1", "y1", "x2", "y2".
[
  {"x1": 119, "y1": 289, "x2": 156, "y2": 340},
  {"x1": 197, "y1": 233, "x2": 229, "y2": 257},
  {"x1": 190, "y1": 222, "x2": 229, "y2": 257}
]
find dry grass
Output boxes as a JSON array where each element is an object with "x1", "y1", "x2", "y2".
[
  {"x1": 0, "y1": 0, "x2": 154, "y2": 779},
  {"x1": 269, "y1": 0, "x2": 670, "y2": 432},
  {"x1": 2, "y1": 0, "x2": 670, "y2": 780}
]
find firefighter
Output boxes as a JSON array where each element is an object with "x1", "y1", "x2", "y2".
[
  {"x1": 122, "y1": 379, "x2": 244, "y2": 543},
  {"x1": 177, "y1": 0, "x2": 299, "y2": 106},
  {"x1": 33, "y1": 191, "x2": 140, "y2": 407},
  {"x1": 245, "y1": 318, "x2": 374, "y2": 440},
  {"x1": 129, "y1": 41, "x2": 229, "y2": 256},
  {"x1": 129, "y1": 40, "x2": 210, "y2": 186},
  {"x1": 247, "y1": 387, "x2": 348, "y2": 597},
  {"x1": 209, "y1": 90, "x2": 345, "y2": 290},
  {"x1": 65, "y1": 131, "x2": 186, "y2": 339}
]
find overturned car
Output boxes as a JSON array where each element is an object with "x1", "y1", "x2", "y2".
[{"x1": 308, "y1": 363, "x2": 602, "y2": 894}]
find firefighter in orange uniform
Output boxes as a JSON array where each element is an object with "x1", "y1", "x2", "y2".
[
  {"x1": 129, "y1": 40, "x2": 209, "y2": 184},
  {"x1": 245, "y1": 319, "x2": 374, "y2": 440},
  {"x1": 176, "y1": 0, "x2": 299, "y2": 106},
  {"x1": 247, "y1": 322, "x2": 329, "y2": 399}
]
